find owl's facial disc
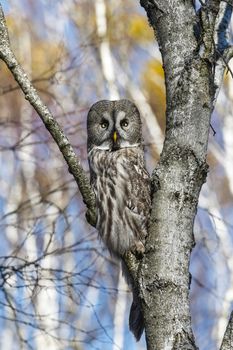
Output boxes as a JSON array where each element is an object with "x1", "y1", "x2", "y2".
[{"x1": 87, "y1": 99, "x2": 142, "y2": 152}]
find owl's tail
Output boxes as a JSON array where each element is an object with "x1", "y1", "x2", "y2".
[
  {"x1": 121, "y1": 260, "x2": 144, "y2": 341},
  {"x1": 129, "y1": 288, "x2": 144, "y2": 341}
]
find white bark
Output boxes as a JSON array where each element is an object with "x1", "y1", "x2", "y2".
[{"x1": 95, "y1": 0, "x2": 119, "y2": 100}]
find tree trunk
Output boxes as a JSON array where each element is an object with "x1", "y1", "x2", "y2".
[{"x1": 138, "y1": 1, "x2": 232, "y2": 349}]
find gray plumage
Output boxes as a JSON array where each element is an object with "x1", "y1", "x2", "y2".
[{"x1": 87, "y1": 99, "x2": 151, "y2": 341}]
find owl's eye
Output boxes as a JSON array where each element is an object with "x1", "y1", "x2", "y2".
[
  {"x1": 100, "y1": 120, "x2": 109, "y2": 129},
  {"x1": 120, "y1": 119, "x2": 129, "y2": 128}
]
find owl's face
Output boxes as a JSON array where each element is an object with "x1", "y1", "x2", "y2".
[{"x1": 87, "y1": 99, "x2": 142, "y2": 152}]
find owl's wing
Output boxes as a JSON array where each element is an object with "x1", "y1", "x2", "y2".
[
  {"x1": 125, "y1": 157, "x2": 151, "y2": 240},
  {"x1": 89, "y1": 168, "x2": 96, "y2": 187},
  {"x1": 127, "y1": 165, "x2": 151, "y2": 212}
]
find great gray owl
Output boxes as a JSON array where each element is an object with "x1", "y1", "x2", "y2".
[{"x1": 87, "y1": 99, "x2": 151, "y2": 341}]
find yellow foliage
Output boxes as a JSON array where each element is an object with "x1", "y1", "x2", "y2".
[
  {"x1": 142, "y1": 59, "x2": 166, "y2": 130},
  {"x1": 128, "y1": 15, "x2": 154, "y2": 43},
  {"x1": 223, "y1": 67, "x2": 232, "y2": 87},
  {"x1": 31, "y1": 43, "x2": 63, "y2": 77},
  {"x1": 5, "y1": 15, "x2": 64, "y2": 78}
]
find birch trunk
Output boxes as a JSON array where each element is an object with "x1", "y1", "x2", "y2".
[{"x1": 138, "y1": 1, "x2": 232, "y2": 349}]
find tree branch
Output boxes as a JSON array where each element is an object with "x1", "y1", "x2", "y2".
[
  {"x1": 220, "y1": 311, "x2": 233, "y2": 350},
  {"x1": 199, "y1": 1, "x2": 233, "y2": 102},
  {"x1": 0, "y1": 3, "x2": 96, "y2": 226},
  {"x1": 213, "y1": 1, "x2": 233, "y2": 102}
]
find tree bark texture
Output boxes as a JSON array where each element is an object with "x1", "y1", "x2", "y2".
[
  {"x1": 220, "y1": 311, "x2": 233, "y2": 350},
  {"x1": 139, "y1": 1, "x2": 232, "y2": 349}
]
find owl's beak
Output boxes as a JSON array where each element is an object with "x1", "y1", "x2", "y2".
[{"x1": 113, "y1": 131, "x2": 117, "y2": 143}]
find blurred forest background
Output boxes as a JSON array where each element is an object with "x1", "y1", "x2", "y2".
[{"x1": 0, "y1": 1, "x2": 232, "y2": 349}]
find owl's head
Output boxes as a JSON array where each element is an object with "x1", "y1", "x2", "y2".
[{"x1": 87, "y1": 99, "x2": 142, "y2": 152}]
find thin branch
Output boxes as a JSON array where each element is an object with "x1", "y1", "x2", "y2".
[
  {"x1": 0, "y1": 3, "x2": 96, "y2": 226},
  {"x1": 214, "y1": 1, "x2": 232, "y2": 54},
  {"x1": 213, "y1": 1, "x2": 233, "y2": 102}
]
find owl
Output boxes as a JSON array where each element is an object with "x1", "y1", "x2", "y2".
[{"x1": 87, "y1": 99, "x2": 151, "y2": 341}]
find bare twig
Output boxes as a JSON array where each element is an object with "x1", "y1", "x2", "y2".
[{"x1": 0, "y1": 3, "x2": 96, "y2": 226}]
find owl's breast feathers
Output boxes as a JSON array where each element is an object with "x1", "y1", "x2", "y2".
[{"x1": 88, "y1": 147, "x2": 151, "y2": 256}]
